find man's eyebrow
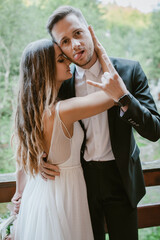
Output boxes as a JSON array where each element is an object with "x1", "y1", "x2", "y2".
[{"x1": 72, "y1": 28, "x2": 82, "y2": 34}]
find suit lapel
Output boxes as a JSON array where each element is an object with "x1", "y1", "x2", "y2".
[
  {"x1": 108, "y1": 106, "x2": 117, "y2": 152},
  {"x1": 107, "y1": 60, "x2": 119, "y2": 155}
]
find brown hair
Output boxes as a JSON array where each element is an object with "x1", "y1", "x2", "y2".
[
  {"x1": 47, "y1": 5, "x2": 88, "y2": 40},
  {"x1": 14, "y1": 39, "x2": 57, "y2": 175}
]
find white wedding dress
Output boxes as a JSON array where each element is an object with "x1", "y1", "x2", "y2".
[{"x1": 15, "y1": 102, "x2": 94, "y2": 240}]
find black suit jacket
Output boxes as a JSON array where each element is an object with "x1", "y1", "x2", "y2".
[{"x1": 58, "y1": 57, "x2": 160, "y2": 208}]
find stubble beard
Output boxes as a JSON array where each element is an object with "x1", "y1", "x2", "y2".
[{"x1": 73, "y1": 48, "x2": 93, "y2": 68}]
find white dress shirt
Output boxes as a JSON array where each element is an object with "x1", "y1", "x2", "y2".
[{"x1": 75, "y1": 59, "x2": 115, "y2": 162}]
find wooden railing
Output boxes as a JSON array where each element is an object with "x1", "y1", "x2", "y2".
[
  {"x1": 0, "y1": 168, "x2": 160, "y2": 233},
  {"x1": 137, "y1": 168, "x2": 160, "y2": 229}
]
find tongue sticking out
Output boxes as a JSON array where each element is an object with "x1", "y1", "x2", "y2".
[{"x1": 74, "y1": 51, "x2": 84, "y2": 60}]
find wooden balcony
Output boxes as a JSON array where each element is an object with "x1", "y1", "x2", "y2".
[{"x1": 0, "y1": 168, "x2": 160, "y2": 237}]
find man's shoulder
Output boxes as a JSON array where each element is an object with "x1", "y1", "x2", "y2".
[
  {"x1": 110, "y1": 56, "x2": 138, "y2": 69},
  {"x1": 109, "y1": 57, "x2": 140, "y2": 77}
]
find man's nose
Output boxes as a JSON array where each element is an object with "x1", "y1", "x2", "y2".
[{"x1": 71, "y1": 39, "x2": 80, "y2": 49}]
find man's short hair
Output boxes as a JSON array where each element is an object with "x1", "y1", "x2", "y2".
[{"x1": 47, "y1": 5, "x2": 88, "y2": 40}]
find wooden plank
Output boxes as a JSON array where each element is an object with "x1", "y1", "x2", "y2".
[
  {"x1": 0, "y1": 173, "x2": 16, "y2": 203},
  {"x1": 143, "y1": 168, "x2": 160, "y2": 187},
  {"x1": 0, "y1": 181, "x2": 16, "y2": 203},
  {"x1": 104, "y1": 204, "x2": 160, "y2": 233},
  {"x1": 138, "y1": 204, "x2": 160, "y2": 228}
]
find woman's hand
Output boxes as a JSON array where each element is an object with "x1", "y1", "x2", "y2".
[
  {"x1": 39, "y1": 152, "x2": 60, "y2": 181},
  {"x1": 11, "y1": 192, "x2": 22, "y2": 215},
  {"x1": 88, "y1": 26, "x2": 128, "y2": 103},
  {"x1": 88, "y1": 25, "x2": 109, "y2": 73}
]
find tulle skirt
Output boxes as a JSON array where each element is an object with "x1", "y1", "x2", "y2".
[{"x1": 15, "y1": 165, "x2": 94, "y2": 240}]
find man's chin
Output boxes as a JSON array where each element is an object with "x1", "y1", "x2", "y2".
[{"x1": 74, "y1": 58, "x2": 91, "y2": 68}]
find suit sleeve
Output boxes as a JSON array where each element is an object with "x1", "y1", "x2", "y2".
[{"x1": 121, "y1": 61, "x2": 160, "y2": 142}]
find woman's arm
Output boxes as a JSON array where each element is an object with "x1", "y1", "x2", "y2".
[
  {"x1": 59, "y1": 91, "x2": 114, "y2": 126},
  {"x1": 11, "y1": 167, "x2": 27, "y2": 214}
]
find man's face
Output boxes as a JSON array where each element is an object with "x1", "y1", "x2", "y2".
[{"x1": 51, "y1": 14, "x2": 97, "y2": 69}]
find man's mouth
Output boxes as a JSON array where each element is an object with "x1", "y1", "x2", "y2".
[{"x1": 73, "y1": 50, "x2": 85, "y2": 61}]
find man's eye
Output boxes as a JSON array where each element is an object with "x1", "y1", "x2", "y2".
[
  {"x1": 62, "y1": 39, "x2": 68, "y2": 45},
  {"x1": 75, "y1": 31, "x2": 81, "y2": 36}
]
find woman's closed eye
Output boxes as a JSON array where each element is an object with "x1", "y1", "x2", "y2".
[{"x1": 58, "y1": 58, "x2": 64, "y2": 63}]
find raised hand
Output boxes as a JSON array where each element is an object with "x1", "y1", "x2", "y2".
[
  {"x1": 88, "y1": 25, "x2": 109, "y2": 73},
  {"x1": 88, "y1": 26, "x2": 128, "y2": 103}
]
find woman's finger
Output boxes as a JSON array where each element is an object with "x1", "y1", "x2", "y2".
[
  {"x1": 41, "y1": 161, "x2": 60, "y2": 172},
  {"x1": 102, "y1": 54, "x2": 117, "y2": 76},
  {"x1": 88, "y1": 25, "x2": 99, "y2": 46},
  {"x1": 88, "y1": 26, "x2": 115, "y2": 75},
  {"x1": 41, "y1": 171, "x2": 56, "y2": 180},
  {"x1": 86, "y1": 80, "x2": 104, "y2": 90},
  {"x1": 88, "y1": 26, "x2": 110, "y2": 72},
  {"x1": 40, "y1": 172, "x2": 48, "y2": 181},
  {"x1": 12, "y1": 199, "x2": 21, "y2": 206},
  {"x1": 11, "y1": 197, "x2": 21, "y2": 204}
]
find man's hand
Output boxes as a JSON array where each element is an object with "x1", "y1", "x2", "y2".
[{"x1": 40, "y1": 153, "x2": 60, "y2": 181}]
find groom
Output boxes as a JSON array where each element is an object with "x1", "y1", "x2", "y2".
[{"x1": 41, "y1": 5, "x2": 160, "y2": 240}]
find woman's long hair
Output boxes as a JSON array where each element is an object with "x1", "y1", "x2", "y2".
[{"x1": 14, "y1": 39, "x2": 57, "y2": 175}]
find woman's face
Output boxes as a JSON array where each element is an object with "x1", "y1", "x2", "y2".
[{"x1": 54, "y1": 44, "x2": 72, "y2": 86}]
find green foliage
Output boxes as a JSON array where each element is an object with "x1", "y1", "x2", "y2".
[
  {"x1": 146, "y1": 10, "x2": 160, "y2": 79},
  {"x1": 105, "y1": 227, "x2": 160, "y2": 240},
  {"x1": 95, "y1": 3, "x2": 160, "y2": 81},
  {"x1": 106, "y1": 227, "x2": 160, "y2": 240},
  {"x1": 0, "y1": 203, "x2": 10, "y2": 219},
  {"x1": 99, "y1": 3, "x2": 151, "y2": 30},
  {"x1": 139, "y1": 227, "x2": 160, "y2": 240}
]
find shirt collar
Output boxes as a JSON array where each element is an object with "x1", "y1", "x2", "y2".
[{"x1": 76, "y1": 59, "x2": 102, "y2": 79}]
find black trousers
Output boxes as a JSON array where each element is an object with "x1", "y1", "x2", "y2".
[{"x1": 82, "y1": 160, "x2": 138, "y2": 240}]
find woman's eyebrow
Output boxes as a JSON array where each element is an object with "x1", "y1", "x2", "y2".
[
  {"x1": 56, "y1": 53, "x2": 64, "y2": 59},
  {"x1": 62, "y1": 54, "x2": 68, "y2": 59}
]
